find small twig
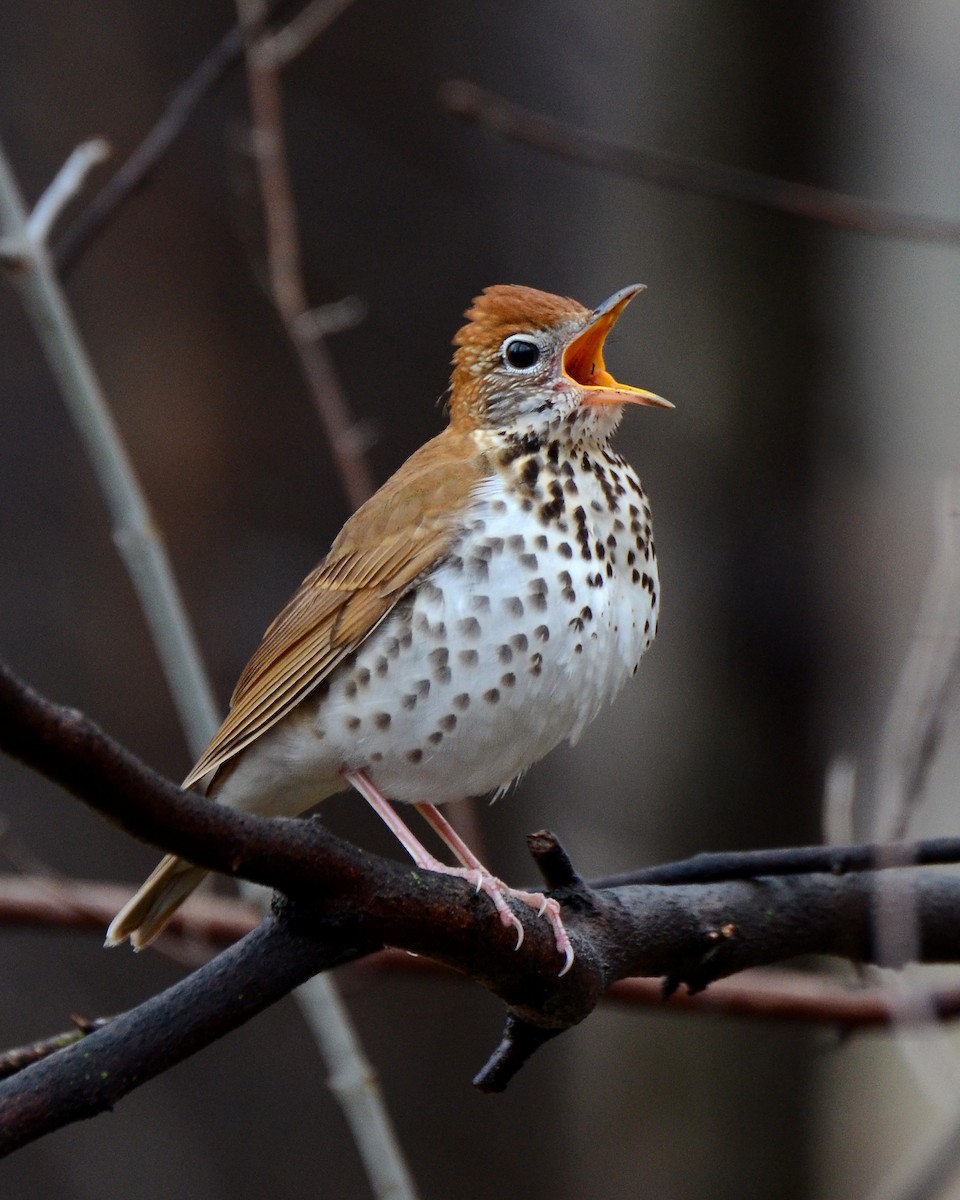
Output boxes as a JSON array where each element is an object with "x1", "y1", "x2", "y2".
[
  {"x1": 594, "y1": 838, "x2": 960, "y2": 889},
  {"x1": 294, "y1": 294, "x2": 368, "y2": 340},
  {"x1": 263, "y1": 0, "x2": 358, "y2": 67},
  {"x1": 237, "y1": 0, "x2": 375, "y2": 509},
  {"x1": 0, "y1": 874, "x2": 258, "y2": 943},
  {"x1": 0, "y1": 1015, "x2": 111, "y2": 1082},
  {"x1": 440, "y1": 81, "x2": 960, "y2": 248},
  {"x1": 26, "y1": 139, "x2": 111, "y2": 245}
]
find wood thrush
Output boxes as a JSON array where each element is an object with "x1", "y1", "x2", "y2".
[{"x1": 107, "y1": 283, "x2": 671, "y2": 972}]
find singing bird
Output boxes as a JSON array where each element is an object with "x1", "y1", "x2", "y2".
[{"x1": 107, "y1": 283, "x2": 671, "y2": 972}]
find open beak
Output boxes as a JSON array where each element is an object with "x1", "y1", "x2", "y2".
[{"x1": 562, "y1": 284, "x2": 673, "y2": 409}]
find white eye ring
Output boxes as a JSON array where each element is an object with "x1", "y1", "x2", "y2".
[{"x1": 500, "y1": 334, "x2": 543, "y2": 372}]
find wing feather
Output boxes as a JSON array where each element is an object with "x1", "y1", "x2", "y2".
[{"x1": 183, "y1": 429, "x2": 485, "y2": 789}]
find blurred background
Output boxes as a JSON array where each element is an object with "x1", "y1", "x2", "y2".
[{"x1": 1, "y1": 2, "x2": 959, "y2": 1197}]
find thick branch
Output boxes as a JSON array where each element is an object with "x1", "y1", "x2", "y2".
[
  {"x1": 0, "y1": 915, "x2": 375, "y2": 1154},
  {"x1": 6, "y1": 658, "x2": 960, "y2": 1116}
]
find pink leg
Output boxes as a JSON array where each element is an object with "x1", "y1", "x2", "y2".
[
  {"x1": 342, "y1": 771, "x2": 573, "y2": 973},
  {"x1": 415, "y1": 802, "x2": 574, "y2": 976}
]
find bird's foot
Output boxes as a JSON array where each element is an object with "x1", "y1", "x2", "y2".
[
  {"x1": 419, "y1": 855, "x2": 573, "y2": 975},
  {"x1": 508, "y1": 887, "x2": 575, "y2": 976}
]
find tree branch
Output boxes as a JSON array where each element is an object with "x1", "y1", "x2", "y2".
[
  {"x1": 5, "y1": 657, "x2": 960, "y2": 1121},
  {"x1": 440, "y1": 81, "x2": 960, "y2": 248}
]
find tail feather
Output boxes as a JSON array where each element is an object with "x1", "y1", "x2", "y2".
[{"x1": 105, "y1": 855, "x2": 209, "y2": 950}]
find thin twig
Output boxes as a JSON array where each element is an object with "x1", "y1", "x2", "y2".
[
  {"x1": 26, "y1": 139, "x2": 111, "y2": 245},
  {"x1": 0, "y1": 139, "x2": 220, "y2": 756},
  {"x1": 594, "y1": 837, "x2": 960, "y2": 888},
  {"x1": 237, "y1": 0, "x2": 375, "y2": 510},
  {"x1": 263, "y1": 0, "x2": 357, "y2": 66},
  {"x1": 440, "y1": 81, "x2": 960, "y2": 248},
  {"x1": 0, "y1": 1015, "x2": 111, "y2": 1082}
]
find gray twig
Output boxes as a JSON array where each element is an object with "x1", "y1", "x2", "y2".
[{"x1": 0, "y1": 138, "x2": 220, "y2": 756}]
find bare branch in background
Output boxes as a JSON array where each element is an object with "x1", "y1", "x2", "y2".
[
  {"x1": 25, "y1": 139, "x2": 112, "y2": 245},
  {"x1": 237, "y1": 0, "x2": 374, "y2": 510},
  {"x1": 874, "y1": 476, "x2": 960, "y2": 842},
  {"x1": 0, "y1": 138, "x2": 220, "y2": 755},
  {"x1": 440, "y1": 81, "x2": 960, "y2": 248}
]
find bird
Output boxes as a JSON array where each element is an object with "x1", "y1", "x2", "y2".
[{"x1": 106, "y1": 282, "x2": 671, "y2": 973}]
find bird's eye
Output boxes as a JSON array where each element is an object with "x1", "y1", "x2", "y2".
[{"x1": 501, "y1": 336, "x2": 541, "y2": 371}]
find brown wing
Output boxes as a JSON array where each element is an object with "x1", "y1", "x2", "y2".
[{"x1": 184, "y1": 428, "x2": 486, "y2": 788}]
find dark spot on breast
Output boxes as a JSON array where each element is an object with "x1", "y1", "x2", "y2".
[
  {"x1": 504, "y1": 596, "x2": 524, "y2": 617},
  {"x1": 415, "y1": 679, "x2": 431, "y2": 698},
  {"x1": 407, "y1": 749, "x2": 424, "y2": 764},
  {"x1": 569, "y1": 616, "x2": 585, "y2": 633},
  {"x1": 497, "y1": 644, "x2": 513, "y2": 664},
  {"x1": 459, "y1": 649, "x2": 479, "y2": 666},
  {"x1": 459, "y1": 617, "x2": 481, "y2": 637},
  {"x1": 356, "y1": 667, "x2": 371, "y2": 687},
  {"x1": 401, "y1": 694, "x2": 417, "y2": 710},
  {"x1": 439, "y1": 714, "x2": 457, "y2": 732},
  {"x1": 529, "y1": 652, "x2": 543, "y2": 676},
  {"x1": 510, "y1": 633, "x2": 528, "y2": 652},
  {"x1": 453, "y1": 692, "x2": 471, "y2": 710},
  {"x1": 471, "y1": 594, "x2": 490, "y2": 612},
  {"x1": 468, "y1": 557, "x2": 490, "y2": 581},
  {"x1": 520, "y1": 553, "x2": 539, "y2": 569},
  {"x1": 344, "y1": 681, "x2": 358, "y2": 699},
  {"x1": 429, "y1": 647, "x2": 448, "y2": 668},
  {"x1": 484, "y1": 688, "x2": 500, "y2": 704},
  {"x1": 374, "y1": 712, "x2": 391, "y2": 730},
  {"x1": 539, "y1": 497, "x2": 564, "y2": 523},
  {"x1": 557, "y1": 542, "x2": 573, "y2": 559},
  {"x1": 534, "y1": 624, "x2": 550, "y2": 642},
  {"x1": 346, "y1": 716, "x2": 361, "y2": 730},
  {"x1": 632, "y1": 569, "x2": 641, "y2": 583},
  {"x1": 501, "y1": 672, "x2": 516, "y2": 688},
  {"x1": 428, "y1": 731, "x2": 443, "y2": 745},
  {"x1": 562, "y1": 586, "x2": 576, "y2": 603},
  {"x1": 547, "y1": 441, "x2": 561, "y2": 466},
  {"x1": 521, "y1": 457, "x2": 540, "y2": 490}
]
